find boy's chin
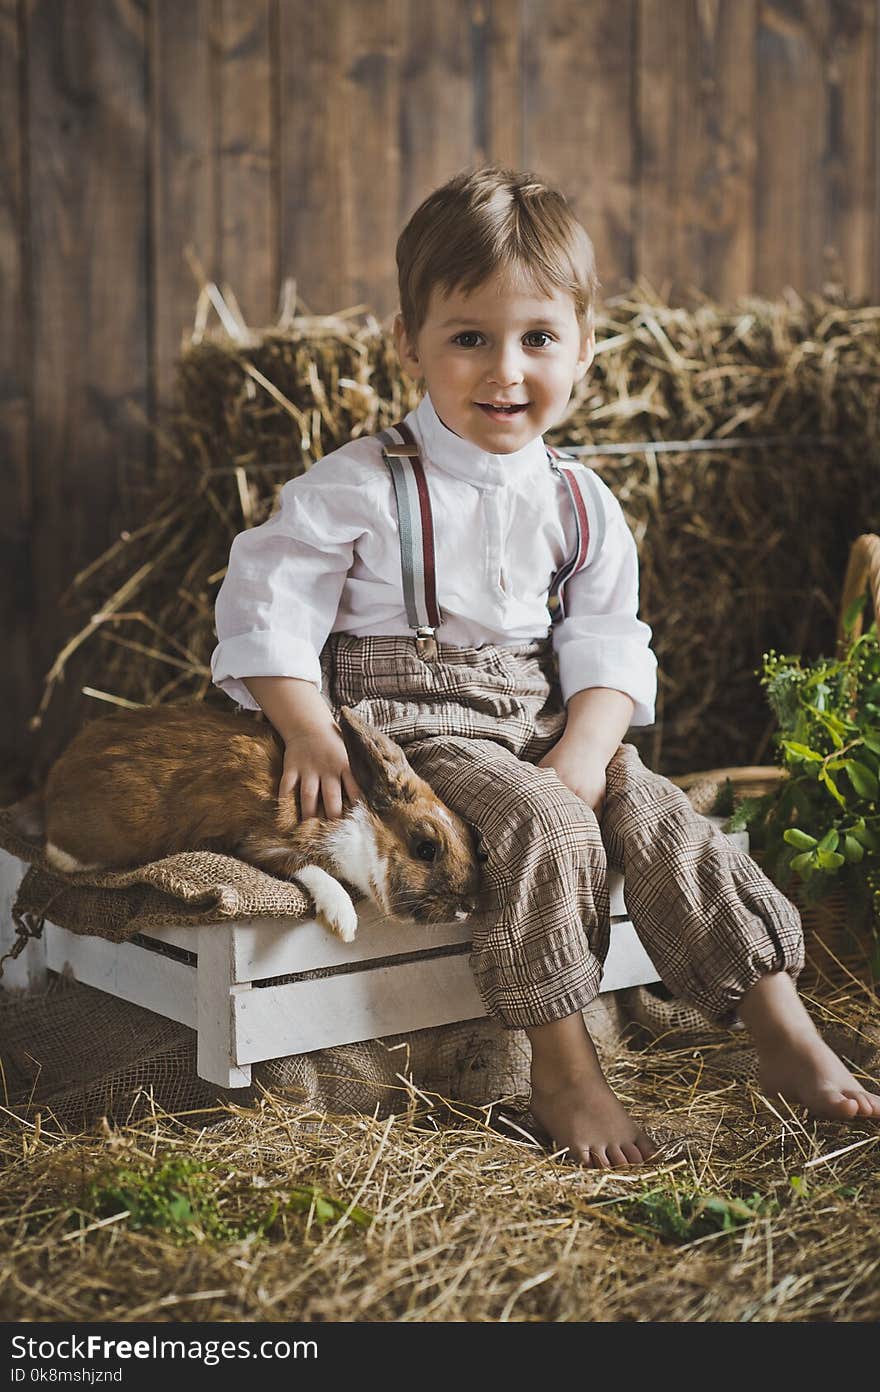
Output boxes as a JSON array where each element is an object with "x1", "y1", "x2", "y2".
[{"x1": 469, "y1": 406, "x2": 542, "y2": 449}]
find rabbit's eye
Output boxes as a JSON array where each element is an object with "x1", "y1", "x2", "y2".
[{"x1": 415, "y1": 840, "x2": 438, "y2": 862}]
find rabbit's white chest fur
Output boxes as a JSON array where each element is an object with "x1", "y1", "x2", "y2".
[{"x1": 324, "y1": 803, "x2": 390, "y2": 909}]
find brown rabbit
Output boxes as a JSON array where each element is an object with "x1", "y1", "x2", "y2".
[{"x1": 27, "y1": 702, "x2": 485, "y2": 942}]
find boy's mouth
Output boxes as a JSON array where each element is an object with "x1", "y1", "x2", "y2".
[{"x1": 475, "y1": 402, "x2": 529, "y2": 419}]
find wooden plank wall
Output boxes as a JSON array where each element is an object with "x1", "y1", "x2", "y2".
[{"x1": 2, "y1": 0, "x2": 879, "y2": 789}]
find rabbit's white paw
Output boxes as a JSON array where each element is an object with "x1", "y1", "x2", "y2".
[{"x1": 295, "y1": 865, "x2": 359, "y2": 942}]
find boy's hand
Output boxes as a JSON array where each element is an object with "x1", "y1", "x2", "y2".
[
  {"x1": 280, "y1": 724, "x2": 361, "y2": 820},
  {"x1": 538, "y1": 735, "x2": 607, "y2": 815}
]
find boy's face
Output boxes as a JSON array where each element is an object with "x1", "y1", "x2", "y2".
[{"x1": 393, "y1": 266, "x2": 594, "y2": 454}]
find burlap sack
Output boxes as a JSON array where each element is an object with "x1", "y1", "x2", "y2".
[
  {"x1": 0, "y1": 805, "x2": 310, "y2": 945},
  {"x1": 0, "y1": 975, "x2": 538, "y2": 1130}
]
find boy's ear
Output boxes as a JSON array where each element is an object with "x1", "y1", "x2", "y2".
[
  {"x1": 574, "y1": 324, "x2": 595, "y2": 381},
  {"x1": 393, "y1": 313, "x2": 422, "y2": 383}
]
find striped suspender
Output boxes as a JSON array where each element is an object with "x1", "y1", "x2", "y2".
[
  {"x1": 545, "y1": 445, "x2": 605, "y2": 624},
  {"x1": 379, "y1": 423, "x2": 603, "y2": 654},
  {"x1": 378, "y1": 420, "x2": 442, "y2": 659}
]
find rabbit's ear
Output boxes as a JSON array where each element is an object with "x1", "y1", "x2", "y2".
[{"x1": 337, "y1": 706, "x2": 416, "y2": 809}]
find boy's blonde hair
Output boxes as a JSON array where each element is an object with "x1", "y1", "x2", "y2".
[{"x1": 396, "y1": 165, "x2": 599, "y2": 341}]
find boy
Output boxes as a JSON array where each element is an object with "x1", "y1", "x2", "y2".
[{"x1": 212, "y1": 166, "x2": 880, "y2": 1166}]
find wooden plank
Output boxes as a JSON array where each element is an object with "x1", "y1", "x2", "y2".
[
  {"x1": 279, "y1": 0, "x2": 404, "y2": 326},
  {"x1": 755, "y1": 0, "x2": 829, "y2": 294},
  {"x1": 336, "y1": 0, "x2": 401, "y2": 323},
  {"x1": 636, "y1": 0, "x2": 757, "y2": 302},
  {"x1": 478, "y1": 0, "x2": 522, "y2": 169},
  {"x1": 150, "y1": 0, "x2": 214, "y2": 411},
  {"x1": 0, "y1": 852, "x2": 48, "y2": 992},
  {"x1": 216, "y1": 0, "x2": 275, "y2": 330},
  {"x1": 117, "y1": 828, "x2": 744, "y2": 984},
  {"x1": 233, "y1": 952, "x2": 487, "y2": 1059},
  {"x1": 196, "y1": 924, "x2": 251, "y2": 1087},
  {"x1": 74, "y1": 876, "x2": 629, "y2": 979},
  {"x1": 229, "y1": 908, "x2": 472, "y2": 981},
  {"x1": 231, "y1": 924, "x2": 659, "y2": 1063},
  {"x1": 146, "y1": 871, "x2": 631, "y2": 982},
  {"x1": 395, "y1": 0, "x2": 475, "y2": 280},
  {"x1": 875, "y1": 1, "x2": 880, "y2": 300},
  {"x1": 823, "y1": 0, "x2": 876, "y2": 299},
  {"x1": 277, "y1": 0, "x2": 346, "y2": 317},
  {"x1": 0, "y1": 0, "x2": 35, "y2": 782},
  {"x1": 27, "y1": 0, "x2": 150, "y2": 765},
  {"x1": 523, "y1": 0, "x2": 636, "y2": 298},
  {"x1": 43, "y1": 922, "x2": 197, "y2": 1027}
]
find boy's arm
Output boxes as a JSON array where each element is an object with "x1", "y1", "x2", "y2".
[
  {"x1": 538, "y1": 687, "x2": 634, "y2": 813},
  {"x1": 242, "y1": 675, "x2": 336, "y2": 743},
  {"x1": 542, "y1": 472, "x2": 653, "y2": 812},
  {"x1": 563, "y1": 686, "x2": 635, "y2": 764}
]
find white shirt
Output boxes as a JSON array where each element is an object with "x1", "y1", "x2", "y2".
[{"x1": 211, "y1": 392, "x2": 657, "y2": 725}]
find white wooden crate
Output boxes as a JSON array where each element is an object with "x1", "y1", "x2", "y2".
[{"x1": 0, "y1": 820, "x2": 746, "y2": 1088}]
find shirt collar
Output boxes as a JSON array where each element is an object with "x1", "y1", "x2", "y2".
[{"x1": 405, "y1": 392, "x2": 549, "y2": 490}]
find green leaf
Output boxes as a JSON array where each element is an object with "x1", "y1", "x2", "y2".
[
  {"x1": 783, "y1": 828, "x2": 818, "y2": 850},
  {"x1": 816, "y1": 849, "x2": 845, "y2": 871},
  {"x1": 819, "y1": 769, "x2": 846, "y2": 807},
  {"x1": 846, "y1": 761, "x2": 879, "y2": 801},
  {"x1": 861, "y1": 734, "x2": 880, "y2": 756},
  {"x1": 844, "y1": 836, "x2": 865, "y2": 863},
  {"x1": 789, "y1": 851, "x2": 815, "y2": 873},
  {"x1": 781, "y1": 741, "x2": 822, "y2": 763},
  {"x1": 166, "y1": 1194, "x2": 195, "y2": 1227},
  {"x1": 818, "y1": 713, "x2": 847, "y2": 749},
  {"x1": 314, "y1": 1197, "x2": 337, "y2": 1224},
  {"x1": 817, "y1": 828, "x2": 839, "y2": 852}
]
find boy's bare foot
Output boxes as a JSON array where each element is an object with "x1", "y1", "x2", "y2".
[
  {"x1": 738, "y1": 971, "x2": 880, "y2": 1121},
  {"x1": 526, "y1": 1013, "x2": 656, "y2": 1168}
]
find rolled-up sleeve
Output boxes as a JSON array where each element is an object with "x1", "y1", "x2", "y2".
[
  {"x1": 211, "y1": 456, "x2": 370, "y2": 709},
  {"x1": 552, "y1": 475, "x2": 657, "y2": 726}
]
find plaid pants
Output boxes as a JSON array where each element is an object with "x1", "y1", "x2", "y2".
[{"x1": 323, "y1": 634, "x2": 804, "y2": 1029}]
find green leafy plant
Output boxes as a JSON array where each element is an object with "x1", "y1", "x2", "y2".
[
  {"x1": 81, "y1": 1155, "x2": 371, "y2": 1244},
  {"x1": 725, "y1": 598, "x2": 880, "y2": 967},
  {"x1": 602, "y1": 1181, "x2": 776, "y2": 1245}
]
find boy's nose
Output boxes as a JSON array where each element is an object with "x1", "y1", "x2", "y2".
[
  {"x1": 486, "y1": 364, "x2": 524, "y2": 386},
  {"x1": 486, "y1": 346, "x2": 525, "y2": 386}
]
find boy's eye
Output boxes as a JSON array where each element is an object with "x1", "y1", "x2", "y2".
[
  {"x1": 524, "y1": 331, "x2": 553, "y2": 348},
  {"x1": 453, "y1": 332, "x2": 482, "y2": 348}
]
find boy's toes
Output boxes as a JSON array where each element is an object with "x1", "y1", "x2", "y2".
[
  {"x1": 589, "y1": 1147, "x2": 613, "y2": 1170},
  {"x1": 605, "y1": 1144, "x2": 632, "y2": 1168},
  {"x1": 621, "y1": 1141, "x2": 645, "y2": 1165},
  {"x1": 846, "y1": 1087, "x2": 880, "y2": 1117},
  {"x1": 826, "y1": 1090, "x2": 860, "y2": 1119}
]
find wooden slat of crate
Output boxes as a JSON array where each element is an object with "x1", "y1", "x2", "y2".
[
  {"x1": 137, "y1": 872, "x2": 633, "y2": 979},
  {"x1": 43, "y1": 921, "x2": 197, "y2": 1029}
]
